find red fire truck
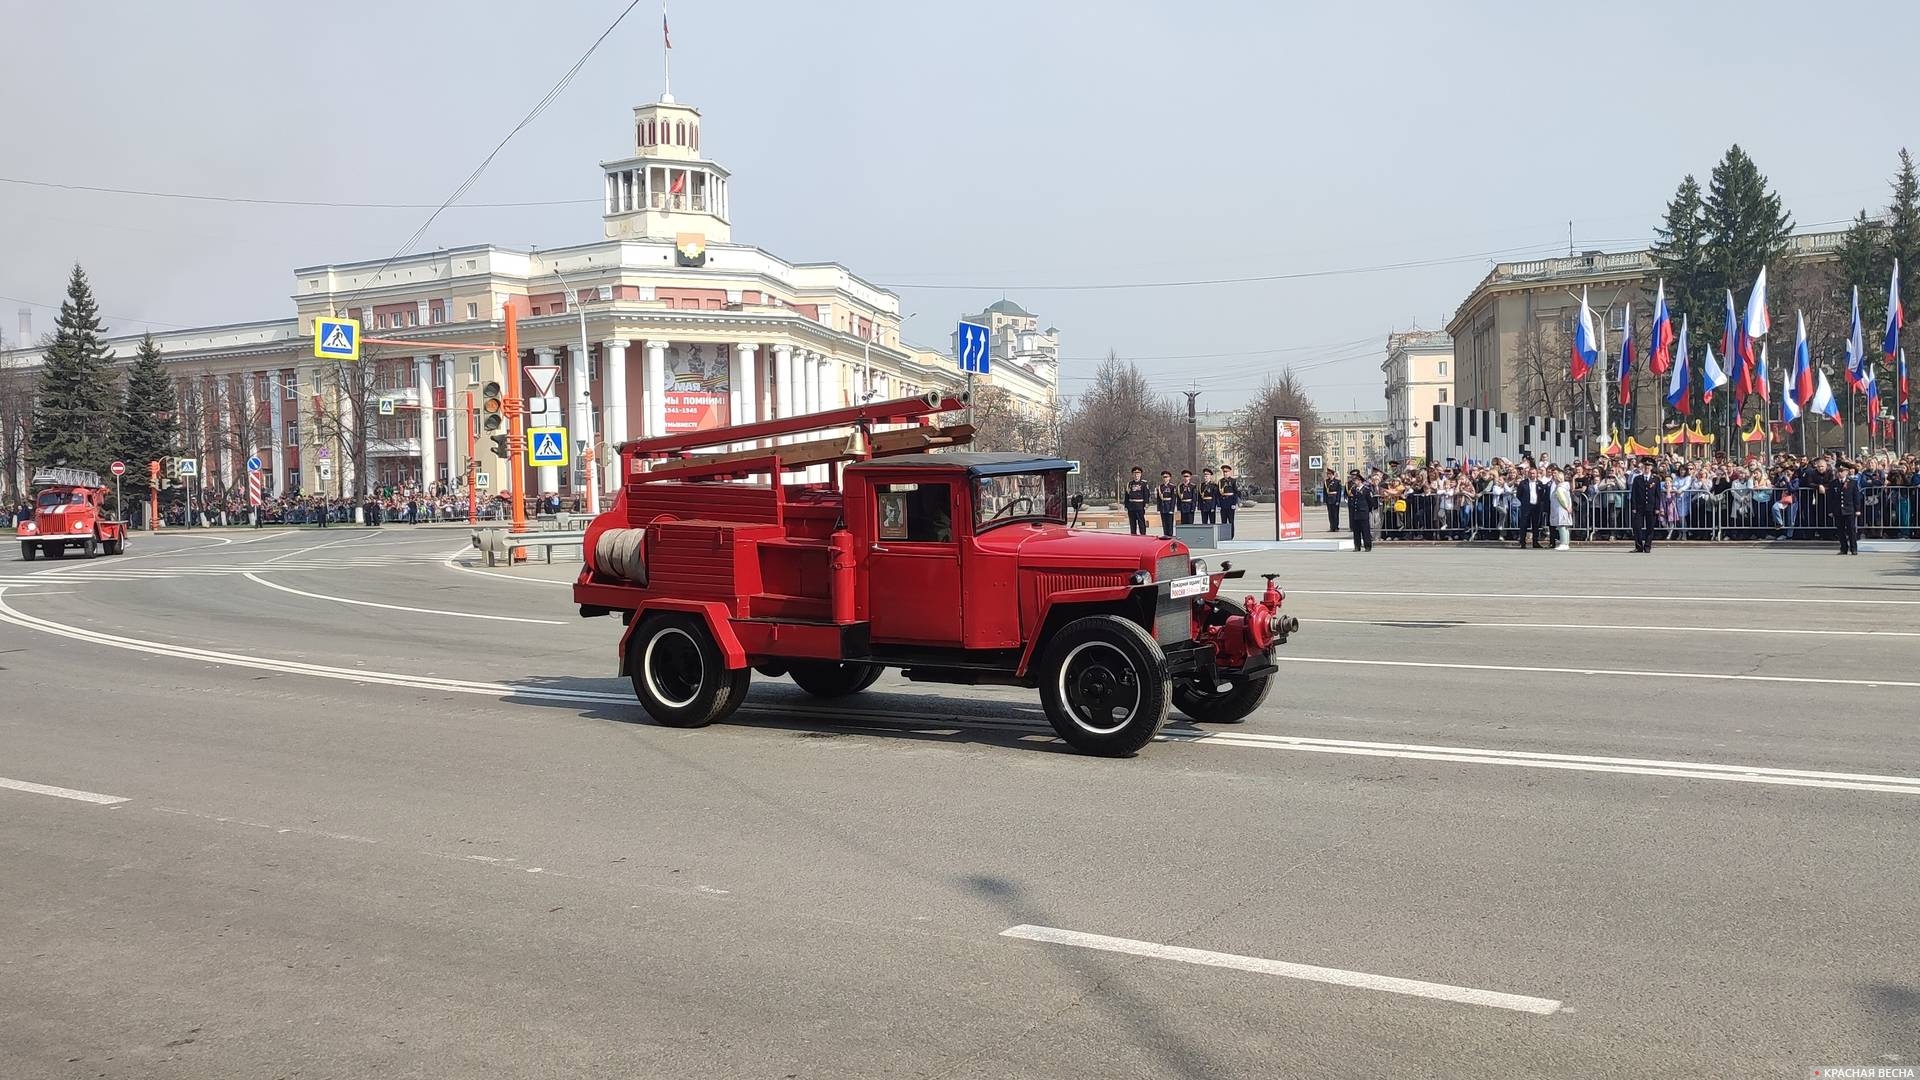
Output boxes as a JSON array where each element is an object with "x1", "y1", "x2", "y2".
[
  {"x1": 17, "y1": 468, "x2": 129, "y2": 560},
  {"x1": 572, "y1": 393, "x2": 1297, "y2": 755}
]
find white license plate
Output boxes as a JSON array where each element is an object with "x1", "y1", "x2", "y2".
[{"x1": 1169, "y1": 574, "x2": 1209, "y2": 599}]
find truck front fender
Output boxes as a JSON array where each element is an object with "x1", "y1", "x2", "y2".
[
  {"x1": 616, "y1": 600, "x2": 748, "y2": 674},
  {"x1": 1014, "y1": 583, "x2": 1155, "y2": 678}
]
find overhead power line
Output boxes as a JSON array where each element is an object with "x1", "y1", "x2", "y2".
[
  {"x1": 340, "y1": 0, "x2": 646, "y2": 307},
  {"x1": 0, "y1": 175, "x2": 598, "y2": 210}
]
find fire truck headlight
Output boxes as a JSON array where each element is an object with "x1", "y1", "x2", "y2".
[
  {"x1": 1130, "y1": 570, "x2": 1151, "y2": 586},
  {"x1": 1189, "y1": 557, "x2": 1208, "y2": 577}
]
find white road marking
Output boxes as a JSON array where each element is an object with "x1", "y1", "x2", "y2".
[
  {"x1": 1290, "y1": 588, "x2": 1920, "y2": 607},
  {"x1": 3, "y1": 592, "x2": 1915, "y2": 797},
  {"x1": 999, "y1": 925, "x2": 1562, "y2": 1015},
  {"x1": 441, "y1": 548, "x2": 573, "y2": 587},
  {"x1": 231, "y1": 529, "x2": 299, "y2": 545},
  {"x1": 1273, "y1": 654, "x2": 1920, "y2": 690},
  {"x1": 262, "y1": 531, "x2": 377, "y2": 564},
  {"x1": 241, "y1": 572, "x2": 565, "y2": 624},
  {"x1": 0, "y1": 776, "x2": 130, "y2": 805},
  {"x1": 1307, "y1": 617, "x2": 1920, "y2": 639}
]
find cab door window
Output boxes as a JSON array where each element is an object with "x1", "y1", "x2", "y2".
[{"x1": 875, "y1": 483, "x2": 954, "y2": 543}]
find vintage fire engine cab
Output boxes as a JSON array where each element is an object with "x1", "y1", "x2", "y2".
[
  {"x1": 572, "y1": 393, "x2": 1297, "y2": 756},
  {"x1": 17, "y1": 468, "x2": 128, "y2": 561}
]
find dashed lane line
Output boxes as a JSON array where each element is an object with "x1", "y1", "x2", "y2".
[
  {"x1": 1306, "y1": 617, "x2": 1920, "y2": 638},
  {"x1": 999, "y1": 925, "x2": 1562, "y2": 1016},
  {"x1": 1288, "y1": 588, "x2": 1920, "y2": 607},
  {"x1": 0, "y1": 776, "x2": 130, "y2": 805}
]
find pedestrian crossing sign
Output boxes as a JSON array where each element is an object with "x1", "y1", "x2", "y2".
[
  {"x1": 313, "y1": 316, "x2": 360, "y2": 361},
  {"x1": 528, "y1": 426, "x2": 570, "y2": 467}
]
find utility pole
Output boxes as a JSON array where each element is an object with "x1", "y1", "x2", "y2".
[{"x1": 1183, "y1": 390, "x2": 1201, "y2": 475}]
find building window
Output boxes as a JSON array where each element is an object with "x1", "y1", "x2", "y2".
[
  {"x1": 431, "y1": 306, "x2": 445, "y2": 325},
  {"x1": 432, "y1": 362, "x2": 445, "y2": 388},
  {"x1": 435, "y1": 415, "x2": 449, "y2": 439},
  {"x1": 1437, "y1": 360, "x2": 1447, "y2": 376},
  {"x1": 1438, "y1": 388, "x2": 1449, "y2": 403},
  {"x1": 284, "y1": 373, "x2": 298, "y2": 399},
  {"x1": 465, "y1": 302, "x2": 478, "y2": 320},
  {"x1": 407, "y1": 310, "x2": 418, "y2": 327},
  {"x1": 469, "y1": 357, "x2": 480, "y2": 383},
  {"x1": 285, "y1": 419, "x2": 298, "y2": 444}
]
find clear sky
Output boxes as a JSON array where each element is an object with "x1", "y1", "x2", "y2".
[{"x1": 0, "y1": 0, "x2": 1908, "y2": 411}]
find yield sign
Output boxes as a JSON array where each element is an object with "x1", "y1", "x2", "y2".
[{"x1": 525, "y1": 365, "x2": 560, "y2": 398}]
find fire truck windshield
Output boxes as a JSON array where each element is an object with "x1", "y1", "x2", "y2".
[
  {"x1": 37, "y1": 490, "x2": 88, "y2": 508},
  {"x1": 973, "y1": 471, "x2": 1065, "y2": 531}
]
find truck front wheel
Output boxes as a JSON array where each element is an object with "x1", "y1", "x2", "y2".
[
  {"x1": 788, "y1": 661, "x2": 882, "y2": 698},
  {"x1": 20, "y1": 542, "x2": 34, "y2": 561},
  {"x1": 1039, "y1": 615, "x2": 1170, "y2": 757},
  {"x1": 1173, "y1": 674, "x2": 1273, "y2": 725},
  {"x1": 628, "y1": 614, "x2": 751, "y2": 728}
]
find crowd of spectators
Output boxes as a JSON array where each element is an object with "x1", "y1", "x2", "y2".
[
  {"x1": 1322, "y1": 449, "x2": 1919, "y2": 542},
  {"x1": 5, "y1": 489, "x2": 595, "y2": 529}
]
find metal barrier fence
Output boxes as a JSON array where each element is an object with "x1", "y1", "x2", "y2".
[{"x1": 1376, "y1": 485, "x2": 1919, "y2": 542}]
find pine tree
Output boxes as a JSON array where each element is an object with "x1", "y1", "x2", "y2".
[
  {"x1": 1883, "y1": 149, "x2": 1919, "y2": 352},
  {"x1": 1651, "y1": 175, "x2": 1715, "y2": 351},
  {"x1": 113, "y1": 333, "x2": 178, "y2": 499},
  {"x1": 1702, "y1": 145, "x2": 1795, "y2": 303},
  {"x1": 29, "y1": 264, "x2": 120, "y2": 472}
]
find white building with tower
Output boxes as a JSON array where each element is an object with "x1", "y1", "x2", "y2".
[{"x1": 2, "y1": 88, "x2": 962, "y2": 503}]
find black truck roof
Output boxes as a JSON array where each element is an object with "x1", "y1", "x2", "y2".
[{"x1": 848, "y1": 453, "x2": 1071, "y2": 478}]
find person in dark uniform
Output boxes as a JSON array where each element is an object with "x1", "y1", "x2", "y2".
[
  {"x1": 1321, "y1": 469, "x2": 1343, "y2": 532},
  {"x1": 1198, "y1": 468, "x2": 1220, "y2": 525},
  {"x1": 1176, "y1": 470, "x2": 1198, "y2": 525},
  {"x1": 1218, "y1": 465, "x2": 1239, "y2": 538},
  {"x1": 1832, "y1": 462, "x2": 1861, "y2": 555},
  {"x1": 1627, "y1": 457, "x2": 1660, "y2": 553},
  {"x1": 1345, "y1": 470, "x2": 1375, "y2": 552},
  {"x1": 1155, "y1": 471, "x2": 1177, "y2": 537},
  {"x1": 1123, "y1": 466, "x2": 1150, "y2": 536}
]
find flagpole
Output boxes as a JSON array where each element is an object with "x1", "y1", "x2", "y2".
[
  {"x1": 662, "y1": 1, "x2": 672, "y2": 99},
  {"x1": 1597, "y1": 310, "x2": 1610, "y2": 450}
]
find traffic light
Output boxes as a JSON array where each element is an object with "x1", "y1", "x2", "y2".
[
  {"x1": 481, "y1": 380, "x2": 504, "y2": 432},
  {"x1": 490, "y1": 433, "x2": 510, "y2": 459}
]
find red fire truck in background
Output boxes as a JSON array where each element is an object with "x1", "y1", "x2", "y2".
[
  {"x1": 17, "y1": 468, "x2": 129, "y2": 560},
  {"x1": 572, "y1": 392, "x2": 1297, "y2": 756}
]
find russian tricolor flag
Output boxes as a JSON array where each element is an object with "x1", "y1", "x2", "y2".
[
  {"x1": 1810, "y1": 368, "x2": 1841, "y2": 423},
  {"x1": 1845, "y1": 285, "x2": 1866, "y2": 389},
  {"x1": 1723, "y1": 289, "x2": 1745, "y2": 401},
  {"x1": 1572, "y1": 287, "x2": 1598, "y2": 381},
  {"x1": 1754, "y1": 340, "x2": 1770, "y2": 403},
  {"x1": 1665, "y1": 315, "x2": 1691, "y2": 416},
  {"x1": 1648, "y1": 280, "x2": 1673, "y2": 376},
  {"x1": 1901, "y1": 348, "x2": 1910, "y2": 423},
  {"x1": 1781, "y1": 361, "x2": 1801, "y2": 426},
  {"x1": 1617, "y1": 302, "x2": 1635, "y2": 408},
  {"x1": 1793, "y1": 310, "x2": 1814, "y2": 406},
  {"x1": 1866, "y1": 356, "x2": 1881, "y2": 423},
  {"x1": 1702, "y1": 343, "x2": 1728, "y2": 404},
  {"x1": 1887, "y1": 259, "x2": 1904, "y2": 362}
]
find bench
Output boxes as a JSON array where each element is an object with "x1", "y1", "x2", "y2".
[{"x1": 471, "y1": 528, "x2": 585, "y2": 567}]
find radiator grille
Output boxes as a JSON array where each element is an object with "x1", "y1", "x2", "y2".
[
  {"x1": 1155, "y1": 592, "x2": 1193, "y2": 643},
  {"x1": 1156, "y1": 553, "x2": 1189, "y2": 582}
]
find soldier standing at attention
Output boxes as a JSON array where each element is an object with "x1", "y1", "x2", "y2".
[
  {"x1": 1627, "y1": 457, "x2": 1660, "y2": 553},
  {"x1": 1123, "y1": 466, "x2": 1151, "y2": 536},
  {"x1": 1832, "y1": 461, "x2": 1861, "y2": 555},
  {"x1": 1155, "y1": 470, "x2": 1177, "y2": 537},
  {"x1": 1218, "y1": 464, "x2": 1239, "y2": 538},
  {"x1": 1198, "y1": 468, "x2": 1220, "y2": 525},
  {"x1": 1176, "y1": 470, "x2": 1199, "y2": 525},
  {"x1": 1345, "y1": 470, "x2": 1375, "y2": 552}
]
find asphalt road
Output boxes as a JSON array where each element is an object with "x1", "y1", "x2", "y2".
[{"x1": 1, "y1": 527, "x2": 1916, "y2": 1079}]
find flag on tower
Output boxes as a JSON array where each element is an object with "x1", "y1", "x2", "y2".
[
  {"x1": 663, "y1": 3, "x2": 672, "y2": 48},
  {"x1": 1617, "y1": 302, "x2": 1635, "y2": 407},
  {"x1": 1702, "y1": 343, "x2": 1728, "y2": 403},
  {"x1": 1887, "y1": 259, "x2": 1905, "y2": 362},
  {"x1": 1810, "y1": 368, "x2": 1841, "y2": 423},
  {"x1": 1793, "y1": 310, "x2": 1814, "y2": 406},
  {"x1": 1665, "y1": 315, "x2": 1691, "y2": 416},
  {"x1": 1845, "y1": 285, "x2": 1867, "y2": 389},
  {"x1": 1648, "y1": 281, "x2": 1673, "y2": 375},
  {"x1": 1571, "y1": 287, "x2": 1598, "y2": 380}
]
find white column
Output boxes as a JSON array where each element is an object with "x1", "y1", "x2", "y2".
[
  {"x1": 568, "y1": 341, "x2": 592, "y2": 493},
  {"x1": 268, "y1": 373, "x2": 286, "y2": 496},
  {"x1": 645, "y1": 340, "x2": 669, "y2": 439},
  {"x1": 415, "y1": 357, "x2": 437, "y2": 493},
  {"x1": 735, "y1": 344, "x2": 759, "y2": 427},
  {"x1": 773, "y1": 344, "x2": 794, "y2": 420},
  {"x1": 795, "y1": 351, "x2": 811, "y2": 415},
  {"x1": 604, "y1": 339, "x2": 630, "y2": 489},
  {"x1": 533, "y1": 346, "x2": 559, "y2": 496}
]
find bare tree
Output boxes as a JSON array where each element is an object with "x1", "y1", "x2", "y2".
[
  {"x1": 0, "y1": 353, "x2": 35, "y2": 500},
  {"x1": 1060, "y1": 353, "x2": 1183, "y2": 497},
  {"x1": 1228, "y1": 368, "x2": 1322, "y2": 491},
  {"x1": 1512, "y1": 317, "x2": 1576, "y2": 420}
]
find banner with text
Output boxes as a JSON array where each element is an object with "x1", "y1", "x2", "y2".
[{"x1": 1273, "y1": 416, "x2": 1303, "y2": 540}]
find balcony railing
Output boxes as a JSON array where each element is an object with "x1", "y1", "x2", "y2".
[{"x1": 648, "y1": 193, "x2": 709, "y2": 212}]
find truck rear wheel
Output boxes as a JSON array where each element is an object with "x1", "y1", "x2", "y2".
[
  {"x1": 83, "y1": 533, "x2": 99, "y2": 559},
  {"x1": 788, "y1": 661, "x2": 882, "y2": 698},
  {"x1": 628, "y1": 614, "x2": 751, "y2": 728},
  {"x1": 1038, "y1": 614, "x2": 1170, "y2": 757},
  {"x1": 1173, "y1": 674, "x2": 1273, "y2": 725},
  {"x1": 103, "y1": 536, "x2": 123, "y2": 556}
]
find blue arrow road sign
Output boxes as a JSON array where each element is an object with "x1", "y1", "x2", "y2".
[{"x1": 957, "y1": 321, "x2": 991, "y2": 375}]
